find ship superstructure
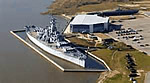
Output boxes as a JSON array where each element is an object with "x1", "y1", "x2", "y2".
[{"x1": 25, "y1": 16, "x2": 87, "y2": 67}]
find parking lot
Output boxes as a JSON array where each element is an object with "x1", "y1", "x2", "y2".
[{"x1": 108, "y1": 17, "x2": 150, "y2": 55}]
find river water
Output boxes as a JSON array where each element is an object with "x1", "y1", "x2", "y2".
[{"x1": 0, "y1": 0, "x2": 100, "y2": 83}]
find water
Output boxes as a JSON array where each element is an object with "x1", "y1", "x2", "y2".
[
  {"x1": 16, "y1": 31, "x2": 107, "y2": 70},
  {"x1": 0, "y1": 0, "x2": 100, "y2": 83}
]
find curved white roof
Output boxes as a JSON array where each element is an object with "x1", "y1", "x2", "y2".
[{"x1": 70, "y1": 15, "x2": 109, "y2": 25}]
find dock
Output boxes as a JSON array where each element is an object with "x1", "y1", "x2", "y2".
[{"x1": 10, "y1": 29, "x2": 110, "y2": 72}]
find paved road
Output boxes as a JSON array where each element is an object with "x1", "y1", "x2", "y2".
[{"x1": 145, "y1": 72, "x2": 150, "y2": 83}]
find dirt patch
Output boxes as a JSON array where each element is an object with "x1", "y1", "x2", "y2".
[{"x1": 97, "y1": 70, "x2": 120, "y2": 83}]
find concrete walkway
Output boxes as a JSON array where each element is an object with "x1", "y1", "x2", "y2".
[
  {"x1": 64, "y1": 24, "x2": 71, "y2": 34},
  {"x1": 145, "y1": 72, "x2": 150, "y2": 83}
]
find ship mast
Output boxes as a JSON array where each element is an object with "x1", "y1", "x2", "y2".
[{"x1": 49, "y1": 15, "x2": 57, "y2": 33}]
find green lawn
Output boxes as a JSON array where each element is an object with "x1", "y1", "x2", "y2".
[
  {"x1": 92, "y1": 47, "x2": 150, "y2": 83},
  {"x1": 67, "y1": 37, "x2": 150, "y2": 83},
  {"x1": 67, "y1": 37, "x2": 96, "y2": 47}
]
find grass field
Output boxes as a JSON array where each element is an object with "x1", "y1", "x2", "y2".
[
  {"x1": 67, "y1": 36, "x2": 150, "y2": 83},
  {"x1": 44, "y1": 1, "x2": 123, "y2": 15},
  {"x1": 67, "y1": 37, "x2": 96, "y2": 47},
  {"x1": 93, "y1": 49, "x2": 149, "y2": 83},
  {"x1": 78, "y1": 2, "x2": 119, "y2": 13},
  {"x1": 41, "y1": 0, "x2": 150, "y2": 15}
]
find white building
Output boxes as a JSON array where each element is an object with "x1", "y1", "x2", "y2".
[{"x1": 70, "y1": 15, "x2": 109, "y2": 33}]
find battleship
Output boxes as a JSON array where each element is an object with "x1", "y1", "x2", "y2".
[{"x1": 25, "y1": 16, "x2": 87, "y2": 67}]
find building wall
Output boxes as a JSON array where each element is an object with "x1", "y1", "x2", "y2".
[
  {"x1": 93, "y1": 23, "x2": 105, "y2": 32},
  {"x1": 89, "y1": 25, "x2": 93, "y2": 33},
  {"x1": 71, "y1": 25, "x2": 90, "y2": 33},
  {"x1": 70, "y1": 23, "x2": 109, "y2": 33},
  {"x1": 104, "y1": 23, "x2": 108, "y2": 31}
]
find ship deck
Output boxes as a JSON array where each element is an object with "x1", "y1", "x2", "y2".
[
  {"x1": 30, "y1": 32, "x2": 62, "y2": 50},
  {"x1": 29, "y1": 32, "x2": 85, "y2": 59}
]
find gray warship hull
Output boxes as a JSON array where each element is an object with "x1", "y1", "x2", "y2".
[{"x1": 26, "y1": 32, "x2": 85, "y2": 67}]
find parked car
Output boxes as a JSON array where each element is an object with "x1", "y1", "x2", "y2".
[
  {"x1": 140, "y1": 45, "x2": 145, "y2": 47},
  {"x1": 145, "y1": 44, "x2": 149, "y2": 46}
]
